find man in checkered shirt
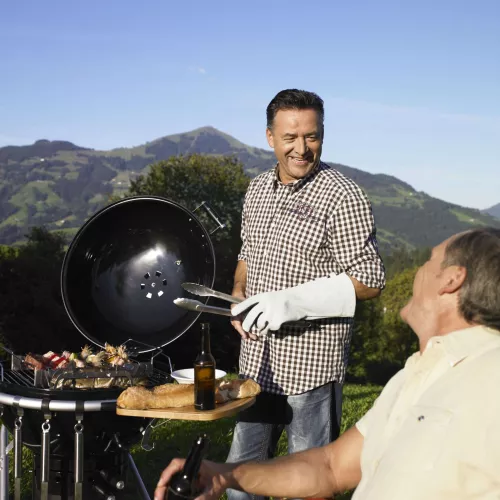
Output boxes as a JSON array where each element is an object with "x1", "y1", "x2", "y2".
[{"x1": 226, "y1": 89, "x2": 386, "y2": 500}]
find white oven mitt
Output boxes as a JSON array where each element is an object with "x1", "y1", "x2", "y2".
[{"x1": 232, "y1": 273, "x2": 356, "y2": 336}]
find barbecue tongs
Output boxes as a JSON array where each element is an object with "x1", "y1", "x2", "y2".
[{"x1": 174, "y1": 283, "x2": 312, "y2": 329}]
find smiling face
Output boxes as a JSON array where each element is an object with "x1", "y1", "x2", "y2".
[{"x1": 266, "y1": 108, "x2": 323, "y2": 184}]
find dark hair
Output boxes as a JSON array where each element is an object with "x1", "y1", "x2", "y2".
[
  {"x1": 443, "y1": 227, "x2": 500, "y2": 330},
  {"x1": 266, "y1": 89, "x2": 324, "y2": 129}
]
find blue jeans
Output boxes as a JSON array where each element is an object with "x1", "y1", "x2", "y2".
[{"x1": 226, "y1": 382, "x2": 343, "y2": 500}]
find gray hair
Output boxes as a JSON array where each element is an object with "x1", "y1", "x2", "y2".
[{"x1": 443, "y1": 227, "x2": 500, "y2": 330}]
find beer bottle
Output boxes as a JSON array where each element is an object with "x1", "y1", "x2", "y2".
[
  {"x1": 167, "y1": 435, "x2": 210, "y2": 500},
  {"x1": 194, "y1": 323, "x2": 216, "y2": 411}
]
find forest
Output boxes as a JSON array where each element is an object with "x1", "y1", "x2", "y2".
[{"x1": 0, "y1": 154, "x2": 432, "y2": 385}]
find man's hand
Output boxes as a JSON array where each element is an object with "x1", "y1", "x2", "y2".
[
  {"x1": 231, "y1": 302, "x2": 259, "y2": 341},
  {"x1": 232, "y1": 274, "x2": 357, "y2": 336},
  {"x1": 155, "y1": 427, "x2": 364, "y2": 500},
  {"x1": 232, "y1": 290, "x2": 298, "y2": 336},
  {"x1": 230, "y1": 260, "x2": 259, "y2": 341},
  {"x1": 154, "y1": 459, "x2": 233, "y2": 500}
]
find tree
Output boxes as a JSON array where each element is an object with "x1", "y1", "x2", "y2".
[
  {"x1": 18, "y1": 226, "x2": 67, "y2": 263},
  {"x1": 0, "y1": 227, "x2": 79, "y2": 356},
  {"x1": 347, "y1": 297, "x2": 385, "y2": 383},
  {"x1": 347, "y1": 266, "x2": 419, "y2": 385},
  {"x1": 122, "y1": 154, "x2": 251, "y2": 371},
  {"x1": 382, "y1": 246, "x2": 430, "y2": 279},
  {"x1": 0, "y1": 244, "x2": 18, "y2": 260},
  {"x1": 127, "y1": 154, "x2": 250, "y2": 286},
  {"x1": 379, "y1": 266, "x2": 419, "y2": 363}
]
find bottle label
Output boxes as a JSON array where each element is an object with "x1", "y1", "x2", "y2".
[{"x1": 195, "y1": 366, "x2": 215, "y2": 410}]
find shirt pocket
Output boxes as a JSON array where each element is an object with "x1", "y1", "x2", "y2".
[
  {"x1": 402, "y1": 405, "x2": 454, "y2": 471},
  {"x1": 279, "y1": 208, "x2": 328, "y2": 256},
  {"x1": 245, "y1": 207, "x2": 274, "y2": 253}
]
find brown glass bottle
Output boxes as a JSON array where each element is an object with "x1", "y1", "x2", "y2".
[
  {"x1": 194, "y1": 323, "x2": 216, "y2": 411},
  {"x1": 166, "y1": 434, "x2": 209, "y2": 500}
]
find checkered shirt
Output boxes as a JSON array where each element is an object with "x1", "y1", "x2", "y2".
[{"x1": 237, "y1": 162, "x2": 386, "y2": 395}]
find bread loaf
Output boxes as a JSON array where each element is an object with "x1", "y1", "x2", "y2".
[
  {"x1": 116, "y1": 385, "x2": 194, "y2": 409},
  {"x1": 116, "y1": 378, "x2": 261, "y2": 410},
  {"x1": 217, "y1": 378, "x2": 261, "y2": 401}
]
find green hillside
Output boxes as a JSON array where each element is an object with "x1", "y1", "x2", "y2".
[{"x1": 0, "y1": 126, "x2": 498, "y2": 250}]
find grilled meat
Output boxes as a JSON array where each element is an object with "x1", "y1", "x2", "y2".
[
  {"x1": 43, "y1": 352, "x2": 69, "y2": 369},
  {"x1": 21, "y1": 344, "x2": 145, "y2": 390},
  {"x1": 24, "y1": 353, "x2": 46, "y2": 370},
  {"x1": 86, "y1": 351, "x2": 108, "y2": 367},
  {"x1": 80, "y1": 345, "x2": 93, "y2": 360}
]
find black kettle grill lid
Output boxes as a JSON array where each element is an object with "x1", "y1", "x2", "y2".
[{"x1": 61, "y1": 196, "x2": 216, "y2": 354}]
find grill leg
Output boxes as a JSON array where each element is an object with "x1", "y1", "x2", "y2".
[
  {"x1": 74, "y1": 417, "x2": 84, "y2": 500},
  {"x1": 0, "y1": 425, "x2": 9, "y2": 500},
  {"x1": 127, "y1": 453, "x2": 151, "y2": 500},
  {"x1": 14, "y1": 413, "x2": 23, "y2": 500},
  {"x1": 40, "y1": 420, "x2": 51, "y2": 500}
]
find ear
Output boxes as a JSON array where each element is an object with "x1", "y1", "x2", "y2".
[
  {"x1": 266, "y1": 128, "x2": 274, "y2": 149},
  {"x1": 438, "y1": 266, "x2": 467, "y2": 295}
]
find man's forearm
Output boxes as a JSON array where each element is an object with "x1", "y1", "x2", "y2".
[
  {"x1": 225, "y1": 447, "x2": 338, "y2": 499},
  {"x1": 222, "y1": 427, "x2": 363, "y2": 498},
  {"x1": 348, "y1": 275, "x2": 381, "y2": 301},
  {"x1": 232, "y1": 260, "x2": 247, "y2": 299}
]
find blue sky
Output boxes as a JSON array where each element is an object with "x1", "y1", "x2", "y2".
[{"x1": 1, "y1": 0, "x2": 498, "y2": 209}]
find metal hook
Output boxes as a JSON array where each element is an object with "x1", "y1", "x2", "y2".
[
  {"x1": 150, "y1": 418, "x2": 172, "y2": 430},
  {"x1": 193, "y1": 201, "x2": 226, "y2": 234},
  {"x1": 141, "y1": 422, "x2": 155, "y2": 452}
]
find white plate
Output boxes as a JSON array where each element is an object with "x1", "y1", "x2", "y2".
[{"x1": 171, "y1": 368, "x2": 227, "y2": 384}]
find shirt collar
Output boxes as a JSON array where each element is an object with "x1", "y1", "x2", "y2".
[
  {"x1": 426, "y1": 325, "x2": 500, "y2": 367},
  {"x1": 271, "y1": 161, "x2": 323, "y2": 192}
]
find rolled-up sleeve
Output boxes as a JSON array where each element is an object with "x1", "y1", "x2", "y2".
[{"x1": 328, "y1": 191, "x2": 386, "y2": 290}]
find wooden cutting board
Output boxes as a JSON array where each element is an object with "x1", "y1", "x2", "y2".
[{"x1": 116, "y1": 396, "x2": 256, "y2": 421}]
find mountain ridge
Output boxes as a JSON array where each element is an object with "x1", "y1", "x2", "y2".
[
  {"x1": 483, "y1": 203, "x2": 500, "y2": 219},
  {"x1": 0, "y1": 126, "x2": 498, "y2": 250}
]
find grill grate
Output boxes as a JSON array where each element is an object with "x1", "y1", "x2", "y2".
[
  {"x1": 0, "y1": 346, "x2": 172, "y2": 390},
  {"x1": 146, "y1": 367, "x2": 172, "y2": 387},
  {"x1": 1, "y1": 367, "x2": 34, "y2": 387}
]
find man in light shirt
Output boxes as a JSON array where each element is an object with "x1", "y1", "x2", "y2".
[{"x1": 155, "y1": 227, "x2": 500, "y2": 500}]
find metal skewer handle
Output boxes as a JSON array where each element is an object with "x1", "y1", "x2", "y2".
[
  {"x1": 41, "y1": 419, "x2": 51, "y2": 500},
  {"x1": 14, "y1": 412, "x2": 23, "y2": 500},
  {"x1": 74, "y1": 416, "x2": 84, "y2": 500}
]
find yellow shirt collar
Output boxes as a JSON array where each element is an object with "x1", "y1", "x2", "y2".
[{"x1": 427, "y1": 325, "x2": 500, "y2": 367}]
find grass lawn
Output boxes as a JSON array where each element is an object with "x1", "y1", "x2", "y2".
[{"x1": 8, "y1": 384, "x2": 381, "y2": 499}]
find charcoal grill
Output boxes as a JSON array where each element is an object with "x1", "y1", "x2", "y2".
[{"x1": 0, "y1": 196, "x2": 224, "y2": 500}]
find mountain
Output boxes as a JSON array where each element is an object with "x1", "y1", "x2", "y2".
[
  {"x1": 1, "y1": 126, "x2": 499, "y2": 251},
  {"x1": 483, "y1": 203, "x2": 500, "y2": 219},
  {"x1": 0, "y1": 127, "x2": 275, "y2": 245}
]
